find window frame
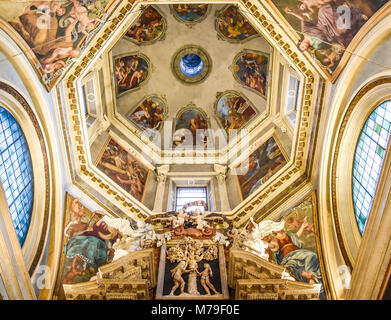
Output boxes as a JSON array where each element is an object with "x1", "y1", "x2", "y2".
[
  {"x1": 0, "y1": 106, "x2": 35, "y2": 246},
  {"x1": 351, "y1": 100, "x2": 391, "y2": 235},
  {"x1": 174, "y1": 185, "x2": 208, "y2": 212},
  {"x1": 168, "y1": 177, "x2": 214, "y2": 213},
  {"x1": 331, "y1": 81, "x2": 391, "y2": 266},
  {"x1": 0, "y1": 87, "x2": 49, "y2": 272},
  {"x1": 282, "y1": 66, "x2": 302, "y2": 131}
]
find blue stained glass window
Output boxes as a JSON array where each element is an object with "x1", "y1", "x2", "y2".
[
  {"x1": 180, "y1": 54, "x2": 204, "y2": 77},
  {"x1": 175, "y1": 187, "x2": 207, "y2": 212},
  {"x1": 352, "y1": 100, "x2": 391, "y2": 235},
  {"x1": 0, "y1": 107, "x2": 34, "y2": 246}
]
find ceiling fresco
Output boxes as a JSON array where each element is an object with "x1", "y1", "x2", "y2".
[
  {"x1": 95, "y1": 137, "x2": 150, "y2": 202},
  {"x1": 0, "y1": 0, "x2": 385, "y2": 87},
  {"x1": 48, "y1": 0, "x2": 325, "y2": 231},
  {"x1": 269, "y1": 0, "x2": 390, "y2": 79},
  {"x1": 231, "y1": 50, "x2": 269, "y2": 97},
  {"x1": 124, "y1": 5, "x2": 166, "y2": 45},
  {"x1": 111, "y1": 4, "x2": 272, "y2": 154},
  {"x1": 2, "y1": 0, "x2": 390, "y2": 302},
  {"x1": 215, "y1": 4, "x2": 258, "y2": 42},
  {"x1": 234, "y1": 135, "x2": 289, "y2": 200},
  {"x1": 0, "y1": 0, "x2": 114, "y2": 88},
  {"x1": 114, "y1": 54, "x2": 150, "y2": 96},
  {"x1": 215, "y1": 91, "x2": 258, "y2": 137},
  {"x1": 171, "y1": 4, "x2": 210, "y2": 26},
  {"x1": 126, "y1": 95, "x2": 167, "y2": 131}
]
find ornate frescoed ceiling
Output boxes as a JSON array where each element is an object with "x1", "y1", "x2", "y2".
[
  {"x1": 55, "y1": 0, "x2": 323, "y2": 226},
  {"x1": 110, "y1": 4, "x2": 272, "y2": 151},
  {"x1": 1, "y1": 0, "x2": 390, "y2": 302}
]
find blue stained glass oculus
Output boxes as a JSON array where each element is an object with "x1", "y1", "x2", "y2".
[
  {"x1": 180, "y1": 54, "x2": 204, "y2": 77},
  {"x1": 352, "y1": 100, "x2": 391, "y2": 235},
  {"x1": 0, "y1": 107, "x2": 34, "y2": 246}
]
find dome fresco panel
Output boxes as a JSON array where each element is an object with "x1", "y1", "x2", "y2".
[{"x1": 1, "y1": 0, "x2": 389, "y2": 302}]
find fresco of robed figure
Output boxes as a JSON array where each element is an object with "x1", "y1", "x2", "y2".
[
  {"x1": 236, "y1": 136, "x2": 288, "y2": 199},
  {"x1": 127, "y1": 96, "x2": 165, "y2": 131},
  {"x1": 114, "y1": 55, "x2": 149, "y2": 95},
  {"x1": 216, "y1": 92, "x2": 257, "y2": 136},
  {"x1": 54, "y1": 194, "x2": 137, "y2": 300},
  {"x1": 3, "y1": 0, "x2": 112, "y2": 77},
  {"x1": 172, "y1": 109, "x2": 211, "y2": 148},
  {"x1": 233, "y1": 51, "x2": 269, "y2": 97},
  {"x1": 270, "y1": 0, "x2": 389, "y2": 74},
  {"x1": 125, "y1": 5, "x2": 165, "y2": 44},
  {"x1": 249, "y1": 194, "x2": 326, "y2": 299},
  {"x1": 216, "y1": 5, "x2": 258, "y2": 41},
  {"x1": 96, "y1": 138, "x2": 150, "y2": 202}
]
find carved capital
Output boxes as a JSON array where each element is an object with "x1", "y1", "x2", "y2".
[
  {"x1": 156, "y1": 165, "x2": 170, "y2": 184},
  {"x1": 214, "y1": 164, "x2": 227, "y2": 185}
]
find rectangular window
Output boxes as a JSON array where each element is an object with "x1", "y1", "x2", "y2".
[
  {"x1": 286, "y1": 74, "x2": 300, "y2": 126},
  {"x1": 175, "y1": 187, "x2": 207, "y2": 212},
  {"x1": 81, "y1": 85, "x2": 88, "y2": 116}
]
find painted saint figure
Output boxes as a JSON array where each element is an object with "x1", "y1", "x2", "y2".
[
  {"x1": 271, "y1": 0, "x2": 386, "y2": 73},
  {"x1": 234, "y1": 52, "x2": 269, "y2": 96},
  {"x1": 115, "y1": 55, "x2": 149, "y2": 94}
]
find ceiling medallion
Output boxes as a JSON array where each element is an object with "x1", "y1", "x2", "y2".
[{"x1": 171, "y1": 45, "x2": 212, "y2": 85}]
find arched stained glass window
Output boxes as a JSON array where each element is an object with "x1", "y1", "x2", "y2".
[
  {"x1": 0, "y1": 107, "x2": 34, "y2": 246},
  {"x1": 353, "y1": 100, "x2": 391, "y2": 235}
]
